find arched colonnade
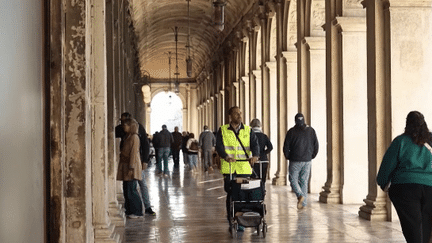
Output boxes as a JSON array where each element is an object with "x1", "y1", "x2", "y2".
[{"x1": 181, "y1": 0, "x2": 432, "y2": 222}]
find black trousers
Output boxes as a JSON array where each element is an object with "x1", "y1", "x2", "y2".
[
  {"x1": 223, "y1": 174, "x2": 250, "y2": 224},
  {"x1": 172, "y1": 149, "x2": 180, "y2": 167},
  {"x1": 389, "y1": 183, "x2": 432, "y2": 243}
]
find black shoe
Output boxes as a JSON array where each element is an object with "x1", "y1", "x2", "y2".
[{"x1": 145, "y1": 207, "x2": 156, "y2": 216}]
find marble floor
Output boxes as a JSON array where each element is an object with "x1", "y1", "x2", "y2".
[{"x1": 115, "y1": 159, "x2": 405, "y2": 243}]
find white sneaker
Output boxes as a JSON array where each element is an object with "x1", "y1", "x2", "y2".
[{"x1": 127, "y1": 214, "x2": 143, "y2": 219}]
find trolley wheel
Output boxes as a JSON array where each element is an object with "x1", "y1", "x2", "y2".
[
  {"x1": 257, "y1": 223, "x2": 263, "y2": 236},
  {"x1": 262, "y1": 222, "x2": 267, "y2": 238},
  {"x1": 231, "y1": 223, "x2": 238, "y2": 238}
]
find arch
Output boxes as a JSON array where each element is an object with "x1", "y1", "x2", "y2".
[
  {"x1": 150, "y1": 87, "x2": 187, "y2": 109},
  {"x1": 150, "y1": 91, "x2": 183, "y2": 134}
]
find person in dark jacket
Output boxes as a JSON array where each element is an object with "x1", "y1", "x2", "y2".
[
  {"x1": 171, "y1": 126, "x2": 183, "y2": 168},
  {"x1": 283, "y1": 113, "x2": 319, "y2": 210},
  {"x1": 153, "y1": 125, "x2": 173, "y2": 177},
  {"x1": 250, "y1": 119, "x2": 273, "y2": 182},
  {"x1": 377, "y1": 111, "x2": 432, "y2": 243},
  {"x1": 182, "y1": 131, "x2": 190, "y2": 168}
]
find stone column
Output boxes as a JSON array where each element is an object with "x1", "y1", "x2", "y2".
[
  {"x1": 220, "y1": 90, "x2": 225, "y2": 126},
  {"x1": 241, "y1": 76, "x2": 250, "y2": 124},
  {"x1": 357, "y1": 0, "x2": 389, "y2": 221},
  {"x1": 336, "y1": 17, "x2": 369, "y2": 203},
  {"x1": 297, "y1": 0, "x2": 311, "y2": 123},
  {"x1": 252, "y1": 70, "x2": 262, "y2": 122},
  {"x1": 233, "y1": 81, "x2": 240, "y2": 107},
  {"x1": 259, "y1": 7, "x2": 270, "y2": 137},
  {"x1": 209, "y1": 96, "x2": 215, "y2": 130},
  {"x1": 319, "y1": 2, "x2": 343, "y2": 204},
  {"x1": 190, "y1": 87, "x2": 199, "y2": 136},
  {"x1": 90, "y1": 1, "x2": 120, "y2": 241},
  {"x1": 265, "y1": 61, "x2": 279, "y2": 180},
  {"x1": 304, "y1": 37, "x2": 328, "y2": 194},
  {"x1": 273, "y1": 53, "x2": 289, "y2": 186},
  {"x1": 64, "y1": 0, "x2": 93, "y2": 242},
  {"x1": 283, "y1": 51, "x2": 298, "y2": 129},
  {"x1": 186, "y1": 85, "x2": 191, "y2": 132}
]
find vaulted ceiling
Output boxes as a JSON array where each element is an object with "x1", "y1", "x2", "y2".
[{"x1": 130, "y1": 0, "x2": 257, "y2": 82}]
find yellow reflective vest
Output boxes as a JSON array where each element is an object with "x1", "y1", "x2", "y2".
[{"x1": 220, "y1": 124, "x2": 253, "y2": 175}]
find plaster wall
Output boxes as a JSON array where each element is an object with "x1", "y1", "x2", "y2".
[
  {"x1": 0, "y1": 0, "x2": 44, "y2": 242},
  {"x1": 390, "y1": 7, "x2": 432, "y2": 136}
]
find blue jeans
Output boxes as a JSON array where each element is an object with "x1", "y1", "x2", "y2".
[
  {"x1": 157, "y1": 147, "x2": 170, "y2": 174},
  {"x1": 288, "y1": 161, "x2": 311, "y2": 206},
  {"x1": 188, "y1": 154, "x2": 198, "y2": 169},
  {"x1": 137, "y1": 170, "x2": 151, "y2": 209},
  {"x1": 123, "y1": 180, "x2": 143, "y2": 216}
]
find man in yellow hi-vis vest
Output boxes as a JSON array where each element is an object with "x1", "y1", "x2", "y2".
[{"x1": 216, "y1": 106, "x2": 260, "y2": 231}]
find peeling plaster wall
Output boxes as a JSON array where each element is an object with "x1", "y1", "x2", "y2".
[{"x1": 0, "y1": 0, "x2": 44, "y2": 242}]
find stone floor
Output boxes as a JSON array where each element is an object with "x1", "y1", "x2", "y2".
[{"x1": 115, "y1": 159, "x2": 405, "y2": 243}]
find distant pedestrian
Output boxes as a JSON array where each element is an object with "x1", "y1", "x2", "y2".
[
  {"x1": 283, "y1": 113, "x2": 319, "y2": 210},
  {"x1": 153, "y1": 125, "x2": 173, "y2": 177},
  {"x1": 186, "y1": 133, "x2": 199, "y2": 173},
  {"x1": 377, "y1": 111, "x2": 432, "y2": 243},
  {"x1": 199, "y1": 125, "x2": 216, "y2": 172},
  {"x1": 182, "y1": 131, "x2": 190, "y2": 168},
  {"x1": 250, "y1": 119, "x2": 273, "y2": 182},
  {"x1": 171, "y1": 126, "x2": 183, "y2": 168}
]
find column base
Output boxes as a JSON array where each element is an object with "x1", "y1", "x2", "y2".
[
  {"x1": 272, "y1": 175, "x2": 287, "y2": 186},
  {"x1": 108, "y1": 202, "x2": 126, "y2": 227},
  {"x1": 358, "y1": 195, "x2": 390, "y2": 221},
  {"x1": 94, "y1": 223, "x2": 121, "y2": 243},
  {"x1": 319, "y1": 184, "x2": 342, "y2": 204}
]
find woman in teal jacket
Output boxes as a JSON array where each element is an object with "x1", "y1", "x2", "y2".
[{"x1": 377, "y1": 111, "x2": 432, "y2": 243}]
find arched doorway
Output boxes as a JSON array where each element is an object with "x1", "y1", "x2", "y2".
[{"x1": 150, "y1": 91, "x2": 183, "y2": 134}]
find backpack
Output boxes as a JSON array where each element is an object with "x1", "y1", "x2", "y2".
[{"x1": 190, "y1": 140, "x2": 199, "y2": 151}]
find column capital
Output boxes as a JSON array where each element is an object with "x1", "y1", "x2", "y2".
[
  {"x1": 252, "y1": 69, "x2": 262, "y2": 79},
  {"x1": 304, "y1": 37, "x2": 326, "y2": 51},
  {"x1": 282, "y1": 51, "x2": 297, "y2": 63},
  {"x1": 232, "y1": 81, "x2": 239, "y2": 89},
  {"x1": 334, "y1": 17, "x2": 366, "y2": 33},
  {"x1": 241, "y1": 76, "x2": 250, "y2": 84},
  {"x1": 210, "y1": 96, "x2": 214, "y2": 101},
  {"x1": 265, "y1": 61, "x2": 277, "y2": 72}
]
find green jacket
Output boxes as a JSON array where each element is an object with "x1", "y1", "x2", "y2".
[{"x1": 377, "y1": 134, "x2": 432, "y2": 190}]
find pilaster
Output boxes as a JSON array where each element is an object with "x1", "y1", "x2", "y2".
[{"x1": 265, "y1": 61, "x2": 279, "y2": 181}]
